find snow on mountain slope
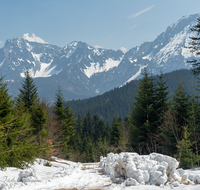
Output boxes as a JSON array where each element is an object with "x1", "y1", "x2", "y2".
[
  {"x1": 0, "y1": 14, "x2": 200, "y2": 101},
  {"x1": 123, "y1": 14, "x2": 199, "y2": 85},
  {"x1": 154, "y1": 25, "x2": 193, "y2": 65},
  {"x1": 121, "y1": 64, "x2": 147, "y2": 87},
  {"x1": 82, "y1": 56, "x2": 124, "y2": 78}
]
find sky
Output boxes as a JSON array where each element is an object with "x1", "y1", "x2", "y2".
[{"x1": 1, "y1": 0, "x2": 200, "y2": 51}]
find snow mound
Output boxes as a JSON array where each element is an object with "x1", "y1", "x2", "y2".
[
  {"x1": 0, "y1": 158, "x2": 82, "y2": 190},
  {"x1": 17, "y1": 168, "x2": 40, "y2": 183},
  {"x1": 53, "y1": 162, "x2": 82, "y2": 178},
  {"x1": 99, "y1": 152, "x2": 200, "y2": 187}
]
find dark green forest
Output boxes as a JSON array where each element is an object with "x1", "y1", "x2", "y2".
[
  {"x1": 65, "y1": 69, "x2": 199, "y2": 125},
  {"x1": 1, "y1": 67, "x2": 200, "y2": 169}
]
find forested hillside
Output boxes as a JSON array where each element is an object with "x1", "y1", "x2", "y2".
[{"x1": 65, "y1": 69, "x2": 199, "y2": 124}]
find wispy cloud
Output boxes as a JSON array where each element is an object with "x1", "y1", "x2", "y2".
[
  {"x1": 127, "y1": 4, "x2": 155, "y2": 19},
  {"x1": 22, "y1": 33, "x2": 48, "y2": 44},
  {"x1": 107, "y1": 34, "x2": 113, "y2": 39},
  {"x1": 131, "y1": 23, "x2": 140, "y2": 29},
  {"x1": 0, "y1": 41, "x2": 3, "y2": 44},
  {"x1": 120, "y1": 47, "x2": 127, "y2": 54}
]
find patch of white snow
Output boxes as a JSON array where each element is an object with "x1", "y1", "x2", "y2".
[
  {"x1": 121, "y1": 65, "x2": 147, "y2": 87},
  {"x1": 83, "y1": 56, "x2": 124, "y2": 78},
  {"x1": 142, "y1": 52, "x2": 154, "y2": 61}
]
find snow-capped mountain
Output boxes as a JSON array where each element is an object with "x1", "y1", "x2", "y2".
[{"x1": 0, "y1": 14, "x2": 199, "y2": 101}]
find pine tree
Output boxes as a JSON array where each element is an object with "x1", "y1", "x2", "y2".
[
  {"x1": 83, "y1": 111, "x2": 94, "y2": 139},
  {"x1": 62, "y1": 105, "x2": 76, "y2": 155},
  {"x1": 32, "y1": 103, "x2": 48, "y2": 145},
  {"x1": 53, "y1": 85, "x2": 65, "y2": 118},
  {"x1": 172, "y1": 80, "x2": 191, "y2": 127},
  {"x1": 174, "y1": 126, "x2": 200, "y2": 169},
  {"x1": 158, "y1": 109, "x2": 181, "y2": 156},
  {"x1": 0, "y1": 77, "x2": 40, "y2": 169},
  {"x1": 110, "y1": 115, "x2": 122, "y2": 147},
  {"x1": 75, "y1": 114, "x2": 84, "y2": 135},
  {"x1": 155, "y1": 72, "x2": 170, "y2": 114},
  {"x1": 53, "y1": 86, "x2": 76, "y2": 157},
  {"x1": 186, "y1": 17, "x2": 200, "y2": 76},
  {"x1": 17, "y1": 69, "x2": 38, "y2": 110},
  {"x1": 17, "y1": 69, "x2": 48, "y2": 146},
  {"x1": 188, "y1": 95, "x2": 200, "y2": 166},
  {"x1": 129, "y1": 69, "x2": 158, "y2": 154},
  {"x1": 159, "y1": 80, "x2": 191, "y2": 156}
]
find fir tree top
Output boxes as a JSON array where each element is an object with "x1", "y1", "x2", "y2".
[{"x1": 17, "y1": 69, "x2": 38, "y2": 110}]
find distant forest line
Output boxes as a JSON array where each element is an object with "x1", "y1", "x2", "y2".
[{"x1": 65, "y1": 69, "x2": 199, "y2": 124}]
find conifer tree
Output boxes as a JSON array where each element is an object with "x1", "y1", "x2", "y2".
[
  {"x1": 158, "y1": 109, "x2": 180, "y2": 156},
  {"x1": 129, "y1": 69, "x2": 158, "y2": 154},
  {"x1": 186, "y1": 17, "x2": 200, "y2": 76},
  {"x1": 75, "y1": 114, "x2": 84, "y2": 134},
  {"x1": 110, "y1": 115, "x2": 122, "y2": 147},
  {"x1": 53, "y1": 85, "x2": 65, "y2": 118},
  {"x1": 17, "y1": 69, "x2": 48, "y2": 146},
  {"x1": 188, "y1": 95, "x2": 200, "y2": 166},
  {"x1": 0, "y1": 77, "x2": 40, "y2": 169},
  {"x1": 172, "y1": 80, "x2": 191, "y2": 127},
  {"x1": 53, "y1": 86, "x2": 76, "y2": 157},
  {"x1": 155, "y1": 72, "x2": 170, "y2": 114},
  {"x1": 32, "y1": 103, "x2": 48, "y2": 145},
  {"x1": 17, "y1": 69, "x2": 38, "y2": 110},
  {"x1": 174, "y1": 126, "x2": 200, "y2": 169},
  {"x1": 83, "y1": 111, "x2": 93, "y2": 138},
  {"x1": 159, "y1": 80, "x2": 191, "y2": 156},
  {"x1": 84, "y1": 137, "x2": 95, "y2": 162}
]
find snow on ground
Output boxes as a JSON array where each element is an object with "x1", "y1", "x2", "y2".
[{"x1": 1, "y1": 153, "x2": 200, "y2": 189}]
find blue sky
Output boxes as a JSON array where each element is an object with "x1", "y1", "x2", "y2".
[{"x1": 1, "y1": 0, "x2": 200, "y2": 51}]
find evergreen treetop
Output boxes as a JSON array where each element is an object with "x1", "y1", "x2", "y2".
[
  {"x1": 0, "y1": 77, "x2": 41, "y2": 169},
  {"x1": 186, "y1": 17, "x2": 200, "y2": 76},
  {"x1": 17, "y1": 69, "x2": 38, "y2": 110},
  {"x1": 172, "y1": 80, "x2": 191, "y2": 126},
  {"x1": 53, "y1": 85, "x2": 65, "y2": 119}
]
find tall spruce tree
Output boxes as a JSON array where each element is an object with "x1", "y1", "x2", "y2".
[
  {"x1": 159, "y1": 80, "x2": 191, "y2": 156},
  {"x1": 0, "y1": 77, "x2": 40, "y2": 169},
  {"x1": 17, "y1": 69, "x2": 48, "y2": 147},
  {"x1": 53, "y1": 85, "x2": 65, "y2": 118},
  {"x1": 129, "y1": 69, "x2": 158, "y2": 154},
  {"x1": 186, "y1": 17, "x2": 200, "y2": 76},
  {"x1": 110, "y1": 115, "x2": 122, "y2": 147},
  {"x1": 17, "y1": 69, "x2": 38, "y2": 110},
  {"x1": 172, "y1": 80, "x2": 191, "y2": 127},
  {"x1": 32, "y1": 103, "x2": 48, "y2": 145},
  {"x1": 53, "y1": 86, "x2": 76, "y2": 157},
  {"x1": 155, "y1": 72, "x2": 170, "y2": 114},
  {"x1": 188, "y1": 95, "x2": 200, "y2": 166}
]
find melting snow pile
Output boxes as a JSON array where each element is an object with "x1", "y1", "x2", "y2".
[
  {"x1": 99, "y1": 152, "x2": 200, "y2": 187},
  {"x1": 0, "y1": 158, "x2": 82, "y2": 190}
]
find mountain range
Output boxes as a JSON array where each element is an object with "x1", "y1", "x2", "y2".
[{"x1": 0, "y1": 13, "x2": 199, "y2": 102}]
